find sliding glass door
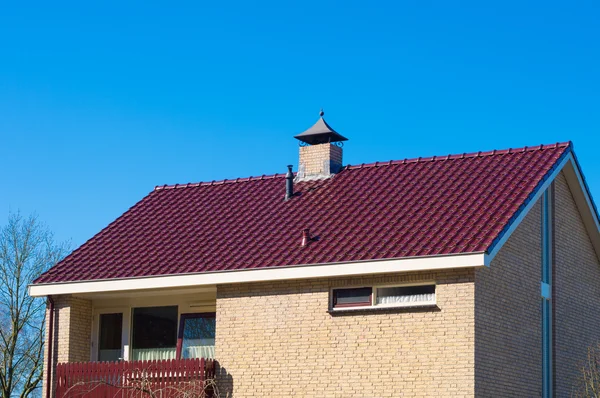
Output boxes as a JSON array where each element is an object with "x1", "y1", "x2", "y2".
[
  {"x1": 98, "y1": 313, "x2": 123, "y2": 362},
  {"x1": 131, "y1": 306, "x2": 178, "y2": 361}
]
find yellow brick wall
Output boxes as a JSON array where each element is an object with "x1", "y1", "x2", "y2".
[
  {"x1": 554, "y1": 172, "x2": 600, "y2": 396},
  {"x1": 299, "y1": 143, "x2": 343, "y2": 176},
  {"x1": 215, "y1": 269, "x2": 475, "y2": 397},
  {"x1": 475, "y1": 199, "x2": 543, "y2": 396},
  {"x1": 42, "y1": 295, "x2": 92, "y2": 397}
]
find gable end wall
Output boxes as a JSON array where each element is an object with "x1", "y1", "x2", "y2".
[
  {"x1": 554, "y1": 171, "x2": 600, "y2": 396},
  {"x1": 475, "y1": 171, "x2": 600, "y2": 397},
  {"x1": 475, "y1": 198, "x2": 543, "y2": 396}
]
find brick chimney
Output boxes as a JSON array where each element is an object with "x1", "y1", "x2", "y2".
[{"x1": 294, "y1": 110, "x2": 348, "y2": 180}]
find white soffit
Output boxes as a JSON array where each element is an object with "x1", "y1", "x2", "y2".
[{"x1": 28, "y1": 252, "x2": 486, "y2": 297}]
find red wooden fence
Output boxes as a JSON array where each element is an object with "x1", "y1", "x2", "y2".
[{"x1": 55, "y1": 358, "x2": 215, "y2": 398}]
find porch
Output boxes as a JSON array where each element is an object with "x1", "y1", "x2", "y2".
[
  {"x1": 46, "y1": 286, "x2": 219, "y2": 397},
  {"x1": 88, "y1": 286, "x2": 217, "y2": 363}
]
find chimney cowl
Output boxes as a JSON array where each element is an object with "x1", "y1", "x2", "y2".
[{"x1": 294, "y1": 109, "x2": 348, "y2": 145}]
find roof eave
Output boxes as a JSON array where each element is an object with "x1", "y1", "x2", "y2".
[{"x1": 28, "y1": 251, "x2": 487, "y2": 297}]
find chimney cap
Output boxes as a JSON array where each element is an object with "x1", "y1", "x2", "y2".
[{"x1": 294, "y1": 109, "x2": 348, "y2": 145}]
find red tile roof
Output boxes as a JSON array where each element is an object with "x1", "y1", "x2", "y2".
[{"x1": 35, "y1": 142, "x2": 571, "y2": 284}]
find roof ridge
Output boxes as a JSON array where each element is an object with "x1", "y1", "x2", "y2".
[
  {"x1": 155, "y1": 172, "x2": 289, "y2": 191},
  {"x1": 154, "y1": 141, "x2": 572, "y2": 190},
  {"x1": 344, "y1": 141, "x2": 571, "y2": 170}
]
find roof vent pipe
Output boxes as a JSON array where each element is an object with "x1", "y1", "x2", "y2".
[
  {"x1": 301, "y1": 229, "x2": 311, "y2": 247},
  {"x1": 285, "y1": 165, "x2": 294, "y2": 201}
]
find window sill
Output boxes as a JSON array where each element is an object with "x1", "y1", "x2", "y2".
[{"x1": 328, "y1": 303, "x2": 439, "y2": 315}]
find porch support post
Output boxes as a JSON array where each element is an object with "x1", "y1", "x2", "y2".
[{"x1": 42, "y1": 295, "x2": 92, "y2": 397}]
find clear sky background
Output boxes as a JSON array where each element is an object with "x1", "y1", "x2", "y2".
[{"x1": 1, "y1": 1, "x2": 599, "y2": 248}]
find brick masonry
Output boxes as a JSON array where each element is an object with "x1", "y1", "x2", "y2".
[
  {"x1": 299, "y1": 143, "x2": 343, "y2": 176},
  {"x1": 42, "y1": 295, "x2": 92, "y2": 396},
  {"x1": 554, "y1": 172, "x2": 600, "y2": 396},
  {"x1": 475, "y1": 198, "x2": 543, "y2": 396},
  {"x1": 215, "y1": 270, "x2": 476, "y2": 397}
]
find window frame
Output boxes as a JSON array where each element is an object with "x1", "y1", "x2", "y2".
[
  {"x1": 91, "y1": 307, "x2": 130, "y2": 362},
  {"x1": 98, "y1": 312, "x2": 124, "y2": 362},
  {"x1": 130, "y1": 305, "x2": 180, "y2": 361},
  {"x1": 175, "y1": 312, "x2": 216, "y2": 359},
  {"x1": 331, "y1": 287, "x2": 373, "y2": 309},
  {"x1": 330, "y1": 282, "x2": 436, "y2": 311}
]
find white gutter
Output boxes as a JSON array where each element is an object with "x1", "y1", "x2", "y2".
[{"x1": 29, "y1": 252, "x2": 486, "y2": 297}]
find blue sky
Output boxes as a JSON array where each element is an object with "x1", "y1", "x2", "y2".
[{"x1": 1, "y1": 1, "x2": 599, "y2": 248}]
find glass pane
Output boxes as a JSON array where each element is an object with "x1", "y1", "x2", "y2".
[
  {"x1": 132, "y1": 306, "x2": 178, "y2": 360},
  {"x1": 98, "y1": 313, "x2": 122, "y2": 362},
  {"x1": 334, "y1": 287, "x2": 372, "y2": 307},
  {"x1": 376, "y1": 285, "x2": 435, "y2": 305},
  {"x1": 182, "y1": 316, "x2": 216, "y2": 359}
]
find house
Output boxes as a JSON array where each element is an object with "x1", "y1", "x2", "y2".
[{"x1": 30, "y1": 112, "x2": 600, "y2": 397}]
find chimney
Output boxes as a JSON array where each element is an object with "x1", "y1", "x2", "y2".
[{"x1": 294, "y1": 110, "x2": 348, "y2": 180}]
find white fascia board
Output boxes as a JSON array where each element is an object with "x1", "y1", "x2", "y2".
[
  {"x1": 28, "y1": 252, "x2": 486, "y2": 297},
  {"x1": 484, "y1": 154, "x2": 571, "y2": 265}
]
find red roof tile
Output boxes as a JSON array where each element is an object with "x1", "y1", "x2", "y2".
[{"x1": 34, "y1": 142, "x2": 571, "y2": 284}]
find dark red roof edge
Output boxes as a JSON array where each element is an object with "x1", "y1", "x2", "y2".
[
  {"x1": 154, "y1": 142, "x2": 572, "y2": 191},
  {"x1": 154, "y1": 172, "x2": 289, "y2": 191},
  {"x1": 346, "y1": 142, "x2": 571, "y2": 170},
  {"x1": 485, "y1": 141, "x2": 573, "y2": 255}
]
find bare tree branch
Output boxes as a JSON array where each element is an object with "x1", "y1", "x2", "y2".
[
  {"x1": 0, "y1": 212, "x2": 70, "y2": 398},
  {"x1": 59, "y1": 367, "x2": 219, "y2": 398}
]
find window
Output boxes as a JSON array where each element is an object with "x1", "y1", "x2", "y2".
[
  {"x1": 176, "y1": 313, "x2": 216, "y2": 360},
  {"x1": 131, "y1": 306, "x2": 178, "y2": 361},
  {"x1": 95, "y1": 306, "x2": 218, "y2": 362},
  {"x1": 98, "y1": 313, "x2": 122, "y2": 361},
  {"x1": 332, "y1": 287, "x2": 372, "y2": 308},
  {"x1": 331, "y1": 284, "x2": 436, "y2": 310},
  {"x1": 376, "y1": 285, "x2": 435, "y2": 306}
]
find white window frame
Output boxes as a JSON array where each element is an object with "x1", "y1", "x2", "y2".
[
  {"x1": 330, "y1": 282, "x2": 437, "y2": 311},
  {"x1": 91, "y1": 307, "x2": 131, "y2": 362}
]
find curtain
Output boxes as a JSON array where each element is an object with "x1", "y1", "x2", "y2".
[
  {"x1": 183, "y1": 345, "x2": 215, "y2": 359},
  {"x1": 377, "y1": 292, "x2": 435, "y2": 305},
  {"x1": 131, "y1": 347, "x2": 177, "y2": 361}
]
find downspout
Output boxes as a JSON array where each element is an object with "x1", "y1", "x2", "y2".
[{"x1": 46, "y1": 296, "x2": 54, "y2": 398}]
